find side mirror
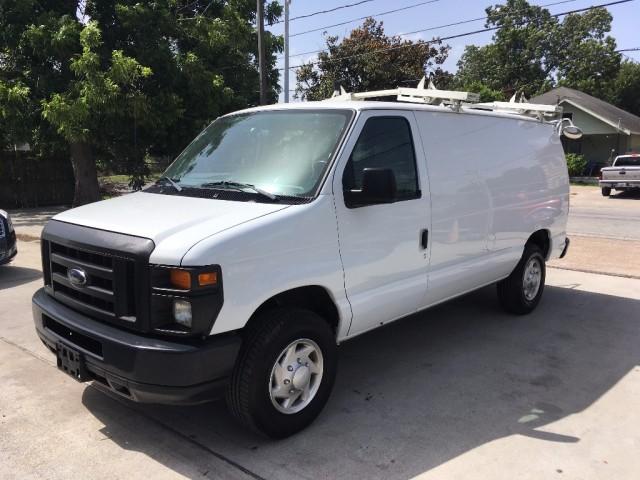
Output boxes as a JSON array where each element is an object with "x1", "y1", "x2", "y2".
[{"x1": 346, "y1": 168, "x2": 397, "y2": 207}]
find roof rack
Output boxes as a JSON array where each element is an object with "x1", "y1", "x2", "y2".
[
  {"x1": 324, "y1": 78, "x2": 562, "y2": 120},
  {"x1": 471, "y1": 92, "x2": 562, "y2": 120},
  {"x1": 326, "y1": 77, "x2": 479, "y2": 110}
]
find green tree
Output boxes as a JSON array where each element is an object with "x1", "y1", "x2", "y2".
[
  {"x1": 455, "y1": 0, "x2": 620, "y2": 99},
  {"x1": 553, "y1": 7, "x2": 621, "y2": 99},
  {"x1": 296, "y1": 18, "x2": 450, "y2": 101},
  {"x1": 607, "y1": 60, "x2": 640, "y2": 117},
  {"x1": 42, "y1": 22, "x2": 153, "y2": 204},
  {"x1": 0, "y1": 0, "x2": 283, "y2": 206}
]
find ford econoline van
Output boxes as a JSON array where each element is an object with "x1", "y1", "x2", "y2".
[{"x1": 33, "y1": 89, "x2": 573, "y2": 438}]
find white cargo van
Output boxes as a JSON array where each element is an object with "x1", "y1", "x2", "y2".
[{"x1": 33, "y1": 86, "x2": 576, "y2": 438}]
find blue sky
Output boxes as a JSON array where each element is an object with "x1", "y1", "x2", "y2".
[{"x1": 267, "y1": 0, "x2": 640, "y2": 101}]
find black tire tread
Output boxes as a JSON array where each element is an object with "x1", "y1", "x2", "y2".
[
  {"x1": 497, "y1": 243, "x2": 545, "y2": 315},
  {"x1": 226, "y1": 307, "x2": 336, "y2": 438},
  {"x1": 226, "y1": 308, "x2": 290, "y2": 435}
]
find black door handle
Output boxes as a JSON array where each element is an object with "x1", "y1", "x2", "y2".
[{"x1": 421, "y1": 229, "x2": 429, "y2": 249}]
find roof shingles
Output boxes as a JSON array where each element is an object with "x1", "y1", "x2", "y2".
[{"x1": 531, "y1": 87, "x2": 640, "y2": 135}]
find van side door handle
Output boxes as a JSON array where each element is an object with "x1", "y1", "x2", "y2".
[{"x1": 421, "y1": 229, "x2": 429, "y2": 249}]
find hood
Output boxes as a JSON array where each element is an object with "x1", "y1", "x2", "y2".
[{"x1": 53, "y1": 192, "x2": 289, "y2": 249}]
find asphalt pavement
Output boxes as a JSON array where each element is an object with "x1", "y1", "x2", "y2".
[
  {"x1": 2, "y1": 186, "x2": 640, "y2": 479},
  {"x1": 566, "y1": 186, "x2": 640, "y2": 240}
]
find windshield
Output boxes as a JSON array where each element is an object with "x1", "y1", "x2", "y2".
[
  {"x1": 614, "y1": 156, "x2": 640, "y2": 167},
  {"x1": 163, "y1": 109, "x2": 353, "y2": 198}
]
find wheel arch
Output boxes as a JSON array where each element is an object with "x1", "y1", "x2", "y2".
[
  {"x1": 526, "y1": 229, "x2": 552, "y2": 260},
  {"x1": 245, "y1": 285, "x2": 342, "y2": 339}
]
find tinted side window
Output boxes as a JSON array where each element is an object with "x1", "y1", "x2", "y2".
[{"x1": 343, "y1": 117, "x2": 420, "y2": 200}]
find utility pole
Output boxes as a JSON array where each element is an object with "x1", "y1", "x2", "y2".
[
  {"x1": 257, "y1": 0, "x2": 267, "y2": 105},
  {"x1": 284, "y1": 0, "x2": 291, "y2": 103}
]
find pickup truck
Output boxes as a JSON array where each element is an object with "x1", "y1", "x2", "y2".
[{"x1": 600, "y1": 154, "x2": 640, "y2": 196}]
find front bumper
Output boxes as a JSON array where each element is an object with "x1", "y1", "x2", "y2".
[{"x1": 33, "y1": 288, "x2": 241, "y2": 405}]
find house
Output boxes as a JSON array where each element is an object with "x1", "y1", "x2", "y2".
[{"x1": 531, "y1": 87, "x2": 640, "y2": 171}]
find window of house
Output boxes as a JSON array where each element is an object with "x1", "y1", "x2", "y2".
[{"x1": 342, "y1": 117, "x2": 420, "y2": 202}]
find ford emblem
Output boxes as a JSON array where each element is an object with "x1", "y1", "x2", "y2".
[{"x1": 67, "y1": 267, "x2": 88, "y2": 288}]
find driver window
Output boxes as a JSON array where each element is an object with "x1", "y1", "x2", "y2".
[{"x1": 343, "y1": 116, "x2": 420, "y2": 201}]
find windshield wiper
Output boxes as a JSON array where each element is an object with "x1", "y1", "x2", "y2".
[
  {"x1": 157, "y1": 176, "x2": 182, "y2": 192},
  {"x1": 199, "y1": 181, "x2": 278, "y2": 201}
]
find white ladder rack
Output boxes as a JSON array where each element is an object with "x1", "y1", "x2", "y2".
[{"x1": 325, "y1": 78, "x2": 562, "y2": 120}]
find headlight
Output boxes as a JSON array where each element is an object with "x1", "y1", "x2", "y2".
[
  {"x1": 150, "y1": 265, "x2": 223, "y2": 337},
  {"x1": 173, "y1": 299, "x2": 192, "y2": 328}
]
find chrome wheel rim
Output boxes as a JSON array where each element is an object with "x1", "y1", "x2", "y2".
[
  {"x1": 269, "y1": 338, "x2": 324, "y2": 414},
  {"x1": 523, "y1": 257, "x2": 542, "y2": 301}
]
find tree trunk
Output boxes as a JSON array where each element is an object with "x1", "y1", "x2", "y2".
[{"x1": 69, "y1": 141, "x2": 100, "y2": 207}]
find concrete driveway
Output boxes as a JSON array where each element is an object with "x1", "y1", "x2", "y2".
[{"x1": 1, "y1": 240, "x2": 639, "y2": 479}]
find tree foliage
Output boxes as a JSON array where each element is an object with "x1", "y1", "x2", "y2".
[
  {"x1": 295, "y1": 18, "x2": 450, "y2": 101},
  {"x1": 455, "y1": 0, "x2": 621, "y2": 99},
  {"x1": 607, "y1": 60, "x2": 640, "y2": 117},
  {"x1": 0, "y1": 0, "x2": 283, "y2": 205}
]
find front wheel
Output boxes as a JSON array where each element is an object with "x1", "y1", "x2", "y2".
[
  {"x1": 601, "y1": 186, "x2": 611, "y2": 196},
  {"x1": 226, "y1": 308, "x2": 337, "y2": 438},
  {"x1": 497, "y1": 244, "x2": 546, "y2": 315}
]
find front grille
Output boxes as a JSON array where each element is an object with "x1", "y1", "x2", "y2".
[
  {"x1": 0, "y1": 217, "x2": 5, "y2": 238},
  {"x1": 44, "y1": 240, "x2": 139, "y2": 327}
]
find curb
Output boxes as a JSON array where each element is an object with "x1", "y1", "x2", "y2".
[
  {"x1": 569, "y1": 176, "x2": 598, "y2": 185},
  {"x1": 548, "y1": 265, "x2": 640, "y2": 280}
]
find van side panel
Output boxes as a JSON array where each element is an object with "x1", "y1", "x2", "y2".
[
  {"x1": 414, "y1": 111, "x2": 568, "y2": 305},
  {"x1": 481, "y1": 118, "x2": 569, "y2": 259},
  {"x1": 414, "y1": 111, "x2": 493, "y2": 303}
]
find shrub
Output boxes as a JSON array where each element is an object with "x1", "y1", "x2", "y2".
[{"x1": 565, "y1": 153, "x2": 587, "y2": 177}]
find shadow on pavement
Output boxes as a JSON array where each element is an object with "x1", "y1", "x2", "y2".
[
  {"x1": 609, "y1": 190, "x2": 640, "y2": 200},
  {"x1": 0, "y1": 265, "x2": 42, "y2": 290},
  {"x1": 81, "y1": 284, "x2": 640, "y2": 480}
]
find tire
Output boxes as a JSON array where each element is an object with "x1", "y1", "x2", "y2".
[
  {"x1": 226, "y1": 307, "x2": 337, "y2": 438},
  {"x1": 601, "y1": 187, "x2": 611, "y2": 196},
  {"x1": 497, "y1": 243, "x2": 546, "y2": 315}
]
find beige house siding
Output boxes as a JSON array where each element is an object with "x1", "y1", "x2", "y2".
[
  {"x1": 562, "y1": 104, "x2": 619, "y2": 135},
  {"x1": 561, "y1": 104, "x2": 638, "y2": 167}
]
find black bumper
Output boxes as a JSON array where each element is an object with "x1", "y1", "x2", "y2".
[
  {"x1": 559, "y1": 237, "x2": 570, "y2": 259},
  {"x1": 33, "y1": 288, "x2": 241, "y2": 405}
]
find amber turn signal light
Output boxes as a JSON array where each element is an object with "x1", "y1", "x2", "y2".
[
  {"x1": 198, "y1": 272, "x2": 218, "y2": 287},
  {"x1": 170, "y1": 269, "x2": 191, "y2": 289}
]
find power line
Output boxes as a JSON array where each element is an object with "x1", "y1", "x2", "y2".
[
  {"x1": 290, "y1": 0, "x2": 443, "y2": 38},
  {"x1": 285, "y1": 0, "x2": 579, "y2": 59},
  {"x1": 617, "y1": 47, "x2": 640, "y2": 52},
  {"x1": 280, "y1": 0, "x2": 635, "y2": 71},
  {"x1": 272, "y1": 0, "x2": 378, "y2": 24}
]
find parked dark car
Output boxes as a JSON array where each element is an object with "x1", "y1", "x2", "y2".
[{"x1": 0, "y1": 209, "x2": 17, "y2": 265}]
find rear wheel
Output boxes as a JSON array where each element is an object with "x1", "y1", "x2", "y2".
[
  {"x1": 226, "y1": 307, "x2": 337, "y2": 438},
  {"x1": 601, "y1": 187, "x2": 611, "y2": 196},
  {"x1": 497, "y1": 244, "x2": 546, "y2": 315}
]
